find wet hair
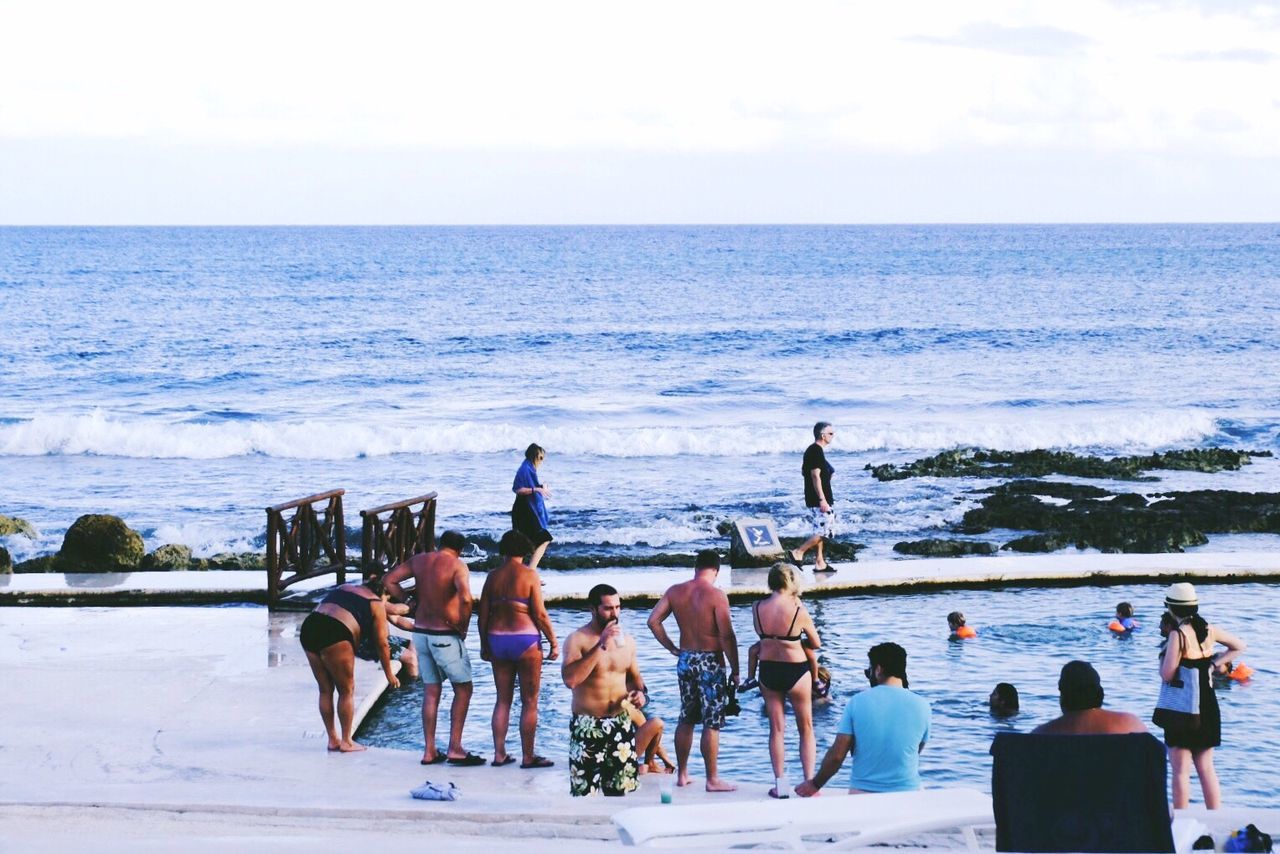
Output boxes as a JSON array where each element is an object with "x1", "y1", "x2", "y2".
[
  {"x1": 1059, "y1": 660, "x2": 1104, "y2": 712},
  {"x1": 499, "y1": 529, "x2": 533, "y2": 558},
  {"x1": 947, "y1": 611, "x2": 965, "y2": 628},
  {"x1": 695, "y1": 548, "x2": 721, "y2": 570},
  {"x1": 768, "y1": 562, "x2": 800, "y2": 594},
  {"x1": 815, "y1": 665, "x2": 832, "y2": 698},
  {"x1": 813, "y1": 421, "x2": 832, "y2": 441},
  {"x1": 1167, "y1": 602, "x2": 1209, "y2": 645},
  {"x1": 439, "y1": 530, "x2": 467, "y2": 553},
  {"x1": 524, "y1": 443, "x2": 545, "y2": 463},
  {"x1": 991, "y1": 682, "x2": 1019, "y2": 713},
  {"x1": 1159, "y1": 610, "x2": 1179, "y2": 636},
  {"x1": 588, "y1": 583, "x2": 618, "y2": 607},
  {"x1": 1116, "y1": 601, "x2": 1134, "y2": 619},
  {"x1": 362, "y1": 573, "x2": 386, "y2": 598},
  {"x1": 868, "y1": 642, "x2": 909, "y2": 688}
]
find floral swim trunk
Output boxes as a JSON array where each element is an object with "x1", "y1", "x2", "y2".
[
  {"x1": 677, "y1": 650, "x2": 729, "y2": 730},
  {"x1": 569, "y1": 710, "x2": 638, "y2": 797}
]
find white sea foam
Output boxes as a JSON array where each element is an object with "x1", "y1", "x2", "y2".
[{"x1": 0, "y1": 409, "x2": 1226, "y2": 460}]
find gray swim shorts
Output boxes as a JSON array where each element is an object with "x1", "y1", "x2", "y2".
[
  {"x1": 413, "y1": 632, "x2": 473, "y2": 685},
  {"x1": 809, "y1": 507, "x2": 837, "y2": 538}
]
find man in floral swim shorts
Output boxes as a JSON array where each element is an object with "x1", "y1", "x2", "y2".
[{"x1": 561, "y1": 583, "x2": 651, "y2": 796}]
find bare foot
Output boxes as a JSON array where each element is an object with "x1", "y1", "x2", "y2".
[
  {"x1": 676, "y1": 772, "x2": 694, "y2": 787},
  {"x1": 637, "y1": 764, "x2": 650, "y2": 775},
  {"x1": 705, "y1": 778, "x2": 737, "y2": 793},
  {"x1": 326, "y1": 738, "x2": 342, "y2": 751},
  {"x1": 338, "y1": 741, "x2": 367, "y2": 753}
]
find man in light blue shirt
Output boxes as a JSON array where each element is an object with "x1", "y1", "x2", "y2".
[{"x1": 795, "y1": 642, "x2": 930, "y2": 796}]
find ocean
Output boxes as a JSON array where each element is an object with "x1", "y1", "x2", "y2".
[{"x1": 2, "y1": 224, "x2": 1279, "y2": 564}]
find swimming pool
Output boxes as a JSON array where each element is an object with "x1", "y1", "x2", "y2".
[{"x1": 358, "y1": 580, "x2": 1277, "y2": 805}]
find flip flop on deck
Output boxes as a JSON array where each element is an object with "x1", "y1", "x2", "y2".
[
  {"x1": 521, "y1": 756, "x2": 555, "y2": 769},
  {"x1": 491, "y1": 755, "x2": 516, "y2": 767},
  {"x1": 420, "y1": 746, "x2": 447, "y2": 765},
  {"x1": 446, "y1": 752, "x2": 486, "y2": 767}
]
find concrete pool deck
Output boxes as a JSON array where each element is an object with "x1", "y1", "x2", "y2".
[
  {"x1": 3, "y1": 550, "x2": 1279, "y2": 607},
  {"x1": 3, "y1": 552, "x2": 1279, "y2": 851}
]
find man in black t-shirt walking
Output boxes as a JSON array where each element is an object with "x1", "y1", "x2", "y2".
[{"x1": 787, "y1": 421, "x2": 837, "y2": 572}]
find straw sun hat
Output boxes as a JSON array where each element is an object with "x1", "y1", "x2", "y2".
[{"x1": 1164, "y1": 582, "x2": 1199, "y2": 608}]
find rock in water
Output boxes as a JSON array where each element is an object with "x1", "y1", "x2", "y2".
[
  {"x1": 0, "y1": 514, "x2": 37, "y2": 539},
  {"x1": 0, "y1": 546, "x2": 11, "y2": 574},
  {"x1": 893, "y1": 539, "x2": 997, "y2": 557},
  {"x1": 141, "y1": 543, "x2": 193, "y2": 570},
  {"x1": 58, "y1": 514, "x2": 145, "y2": 572}
]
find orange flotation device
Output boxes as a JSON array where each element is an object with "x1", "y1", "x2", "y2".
[
  {"x1": 1228, "y1": 663, "x2": 1254, "y2": 681},
  {"x1": 1108, "y1": 620, "x2": 1126, "y2": 633},
  {"x1": 955, "y1": 625, "x2": 977, "y2": 639}
]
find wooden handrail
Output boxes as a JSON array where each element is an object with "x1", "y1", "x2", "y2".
[
  {"x1": 359, "y1": 493, "x2": 438, "y2": 518},
  {"x1": 269, "y1": 488, "x2": 345, "y2": 514},
  {"x1": 266, "y1": 489, "x2": 347, "y2": 608},
  {"x1": 360, "y1": 492, "x2": 438, "y2": 574}
]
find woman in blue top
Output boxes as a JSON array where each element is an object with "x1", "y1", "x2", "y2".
[{"x1": 511, "y1": 443, "x2": 553, "y2": 570}]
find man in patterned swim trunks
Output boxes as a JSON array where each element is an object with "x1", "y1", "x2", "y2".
[
  {"x1": 561, "y1": 583, "x2": 651, "y2": 797},
  {"x1": 647, "y1": 549, "x2": 740, "y2": 792}
]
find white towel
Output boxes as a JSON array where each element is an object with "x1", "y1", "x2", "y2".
[{"x1": 410, "y1": 780, "x2": 460, "y2": 801}]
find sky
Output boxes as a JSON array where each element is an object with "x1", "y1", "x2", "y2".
[{"x1": 1, "y1": 0, "x2": 1279, "y2": 224}]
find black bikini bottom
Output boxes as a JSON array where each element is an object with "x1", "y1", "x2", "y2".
[{"x1": 759, "y1": 660, "x2": 810, "y2": 693}]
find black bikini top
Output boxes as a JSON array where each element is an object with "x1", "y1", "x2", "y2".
[{"x1": 754, "y1": 602, "x2": 803, "y2": 643}]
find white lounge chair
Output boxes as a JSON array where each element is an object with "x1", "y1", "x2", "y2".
[{"x1": 613, "y1": 787, "x2": 992, "y2": 850}]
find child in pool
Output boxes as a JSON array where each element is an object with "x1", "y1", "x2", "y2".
[
  {"x1": 621, "y1": 697, "x2": 674, "y2": 774},
  {"x1": 948, "y1": 611, "x2": 977, "y2": 639},
  {"x1": 741, "y1": 640, "x2": 823, "y2": 695},
  {"x1": 1110, "y1": 601, "x2": 1139, "y2": 633}
]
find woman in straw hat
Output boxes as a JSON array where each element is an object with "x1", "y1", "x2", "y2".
[{"x1": 1158, "y1": 582, "x2": 1246, "y2": 809}]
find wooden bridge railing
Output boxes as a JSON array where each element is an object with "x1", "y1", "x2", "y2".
[
  {"x1": 360, "y1": 492, "x2": 437, "y2": 574},
  {"x1": 266, "y1": 489, "x2": 346, "y2": 608}
]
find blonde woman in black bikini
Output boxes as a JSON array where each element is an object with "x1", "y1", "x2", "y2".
[
  {"x1": 753, "y1": 562, "x2": 822, "y2": 798},
  {"x1": 478, "y1": 530, "x2": 559, "y2": 768}
]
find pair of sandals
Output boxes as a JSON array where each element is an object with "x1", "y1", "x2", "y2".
[
  {"x1": 784, "y1": 550, "x2": 838, "y2": 573},
  {"x1": 492, "y1": 754, "x2": 555, "y2": 769},
  {"x1": 420, "y1": 747, "x2": 486, "y2": 767}
]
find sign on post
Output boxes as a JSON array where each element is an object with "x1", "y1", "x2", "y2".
[{"x1": 728, "y1": 517, "x2": 785, "y2": 568}]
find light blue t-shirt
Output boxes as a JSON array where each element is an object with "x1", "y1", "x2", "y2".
[{"x1": 837, "y1": 684, "x2": 931, "y2": 792}]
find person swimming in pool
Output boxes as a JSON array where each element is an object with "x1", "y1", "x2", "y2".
[
  {"x1": 1109, "y1": 601, "x2": 1139, "y2": 633},
  {"x1": 947, "y1": 611, "x2": 977, "y2": 639},
  {"x1": 751, "y1": 562, "x2": 822, "y2": 798},
  {"x1": 478, "y1": 530, "x2": 559, "y2": 768}
]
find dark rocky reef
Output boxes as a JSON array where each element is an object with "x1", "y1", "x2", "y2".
[
  {"x1": 0, "y1": 514, "x2": 37, "y2": 539},
  {"x1": 141, "y1": 544, "x2": 194, "y2": 570},
  {"x1": 0, "y1": 545, "x2": 11, "y2": 574},
  {"x1": 15, "y1": 554, "x2": 59, "y2": 572},
  {"x1": 893, "y1": 539, "x2": 997, "y2": 557},
  {"x1": 958, "y1": 481, "x2": 1280, "y2": 553},
  {"x1": 868, "y1": 447, "x2": 1269, "y2": 482},
  {"x1": 58, "y1": 514, "x2": 145, "y2": 572},
  {"x1": 206, "y1": 552, "x2": 265, "y2": 570}
]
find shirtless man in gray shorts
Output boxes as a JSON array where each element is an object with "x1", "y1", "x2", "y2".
[
  {"x1": 647, "y1": 549, "x2": 740, "y2": 792},
  {"x1": 385, "y1": 530, "x2": 485, "y2": 766}
]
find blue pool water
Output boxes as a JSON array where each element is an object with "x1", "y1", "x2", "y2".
[
  {"x1": 358, "y1": 580, "x2": 1278, "y2": 806},
  {"x1": 3, "y1": 225, "x2": 1280, "y2": 564}
]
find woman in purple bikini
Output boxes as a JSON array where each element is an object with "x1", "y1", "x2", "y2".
[{"x1": 478, "y1": 530, "x2": 560, "y2": 768}]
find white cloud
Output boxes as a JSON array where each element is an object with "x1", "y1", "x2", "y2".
[{"x1": 0, "y1": 0, "x2": 1278, "y2": 222}]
